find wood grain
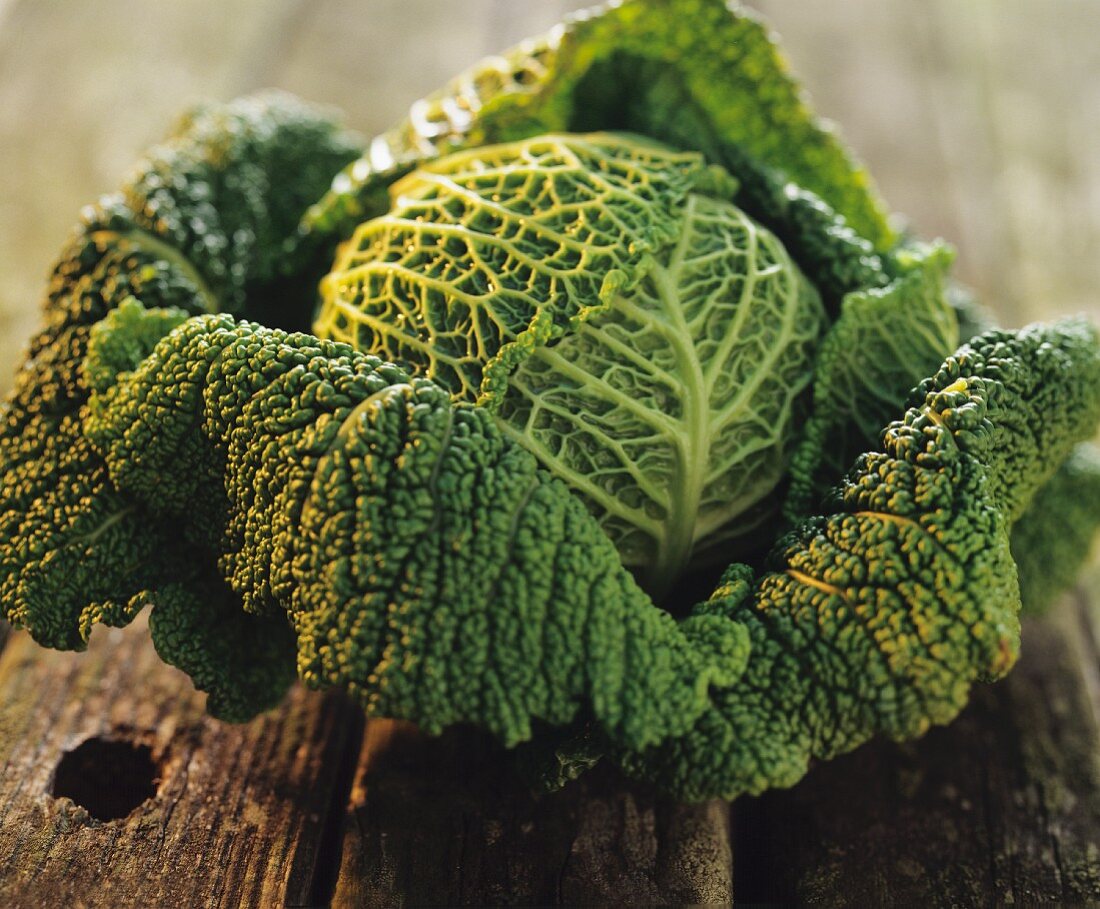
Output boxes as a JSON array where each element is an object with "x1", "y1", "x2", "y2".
[
  {"x1": 1, "y1": 592, "x2": 1099, "y2": 906},
  {"x1": 0, "y1": 617, "x2": 363, "y2": 909},
  {"x1": 330, "y1": 722, "x2": 732, "y2": 907},
  {"x1": 731, "y1": 597, "x2": 1100, "y2": 905},
  {"x1": 0, "y1": 622, "x2": 734, "y2": 908}
]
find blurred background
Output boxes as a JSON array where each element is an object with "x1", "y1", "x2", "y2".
[{"x1": 1, "y1": 0, "x2": 1098, "y2": 395}]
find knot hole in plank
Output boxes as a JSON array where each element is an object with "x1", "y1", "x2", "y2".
[{"x1": 51, "y1": 735, "x2": 160, "y2": 822}]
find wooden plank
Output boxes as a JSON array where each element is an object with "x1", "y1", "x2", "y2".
[
  {"x1": 329, "y1": 588, "x2": 1100, "y2": 906},
  {"x1": 331, "y1": 721, "x2": 733, "y2": 907},
  {"x1": 3, "y1": 601, "x2": 1100, "y2": 907},
  {"x1": 729, "y1": 594, "x2": 1100, "y2": 905},
  {"x1": 0, "y1": 618, "x2": 363, "y2": 909}
]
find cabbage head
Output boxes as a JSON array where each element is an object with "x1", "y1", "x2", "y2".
[{"x1": 317, "y1": 134, "x2": 826, "y2": 594}]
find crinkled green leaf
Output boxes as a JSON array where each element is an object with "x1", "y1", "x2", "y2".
[
  {"x1": 304, "y1": 0, "x2": 894, "y2": 258},
  {"x1": 83, "y1": 305, "x2": 750, "y2": 749},
  {"x1": 785, "y1": 243, "x2": 959, "y2": 520},
  {"x1": 0, "y1": 94, "x2": 360, "y2": 664},
  {"x1": 947, "y1": 294, "x2": 1100, "y2": 615},
  {"x1": 1011, "y1": 444, "x2": 1100, "y2": 615},
  {"x1": 621, "y1": 320, "x2": 1100, "y2": 799}
]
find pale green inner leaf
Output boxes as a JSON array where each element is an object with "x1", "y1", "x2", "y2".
[
  {"x1": 316, "y1": 134, "x2": 825, "y2": 595},
  {"x1": 497, "y1": 193, "x2": 824, "y2": 590}
]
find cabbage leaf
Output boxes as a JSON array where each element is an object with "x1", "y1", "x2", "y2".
[
  {"x1": 303, "y1": 0, "x2": 895, "y2": 259},
  {"x1": 785, "y1": 244, "x2": 959, "y2": 518}
]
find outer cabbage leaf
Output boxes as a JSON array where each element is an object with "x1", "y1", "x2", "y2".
[
  {"x1": 1011, "y1": 444, "x2": 1100, "y2": 615},
  {"x1": 83, "y1": 303, "x2": 750, "y2": 749},
  {"x1": 0, "y1": 93, "x2": 360, "y2": 671},
  {"x1": 316, "y1": 134, "x2": 826, "y2": 593},
  {"x1": 303, "y1": 0, "x2": 895, "y2": 268},
  {"x1": 785, "y1": 243, "x2": 959, "y2": 519},
  {"x1": 945, "y1": 292, "x2": 1100, "y2": 615},
  {"x1": 618, "y1": 320, "x2": 1100, "y2": 799}
]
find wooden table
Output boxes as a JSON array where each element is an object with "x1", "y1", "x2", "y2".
[{"x1": 1, "y1": 588, "x2": 1098, "y2": 907}]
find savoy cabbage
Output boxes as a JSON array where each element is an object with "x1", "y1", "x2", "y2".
[{"x1": 1, "y1": 0, "x2": 1099, "y2": 805}]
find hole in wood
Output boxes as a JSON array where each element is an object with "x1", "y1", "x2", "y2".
[{"x1": 51, "y1": 737, "x2": 159, "y2": 821}]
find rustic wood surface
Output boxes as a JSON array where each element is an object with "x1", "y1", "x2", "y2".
[
  {"x1": 0, "y1": 616, "x2": 364, "y2": 907},
  {"x1": 733, "y1": 595, "x2": 1100, "y2": 905},
  {"x1": 1, "y1": 589, "x2": 1099, "y2": 907},
  {"x1": 330, "y1": 723, "x2": 733, "y2": 907}
]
